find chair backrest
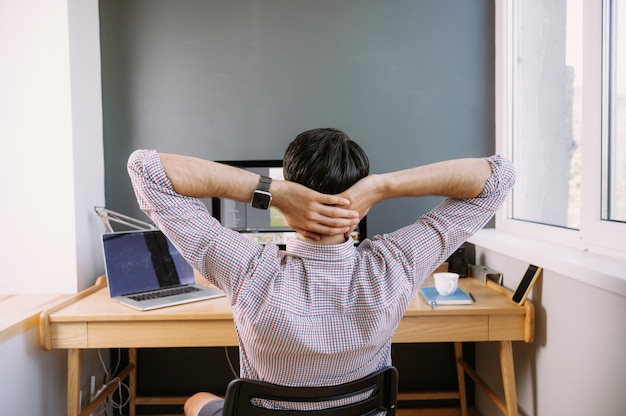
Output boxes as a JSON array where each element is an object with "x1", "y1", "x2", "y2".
[{"x1": 222, "y1": 366, "x2": 398, "y2": 416}]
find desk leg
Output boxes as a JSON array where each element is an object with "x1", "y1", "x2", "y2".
[
  {"x1": 454, "y1": 342, "x2": 468, "y2": 416},
  {"x1": 67, "y1": 348, "x2": 82, "y2": 416},
  {"x1": 499, "y1": 341, "x2": 518, "y2": 416},
  {"x1": 129, "y1": 348, "x2": 137, "y2": 416}
]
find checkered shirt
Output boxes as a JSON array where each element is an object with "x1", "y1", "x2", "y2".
[{"x1": 128, "y1": 150, "x2": 514, "y2": 397}]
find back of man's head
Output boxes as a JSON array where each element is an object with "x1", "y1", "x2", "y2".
[{"x1": 283, "y1": 128, "x2": 370, "y2": 194}]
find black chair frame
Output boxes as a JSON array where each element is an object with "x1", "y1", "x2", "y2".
[{"x1": 222, "y1": 366, "x2": 398, "y2": 415}]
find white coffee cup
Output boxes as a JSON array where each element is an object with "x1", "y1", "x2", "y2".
[{"x1": 434, "y1": 272, "x2": 459, "y2": 296}]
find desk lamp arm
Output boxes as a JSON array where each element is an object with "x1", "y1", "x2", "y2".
[{"x1": 94, "y1": 206, "x2": 156, "y2": 233}]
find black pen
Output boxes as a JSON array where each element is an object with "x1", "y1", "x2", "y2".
[{"x1": 469, "y1": 292, "x2": 476, "y2": 303}]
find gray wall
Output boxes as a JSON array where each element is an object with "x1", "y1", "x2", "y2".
[{"x1": 100, "y1": 0, "x2": 494, "y2": 236}]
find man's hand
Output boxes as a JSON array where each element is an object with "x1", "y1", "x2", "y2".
[
  {"x1": 271, "y1": 180, "x2": 360, "y2": 240},
  {"x1": 334, "y1": 158, "x2": 494, "y2": 238},
  {"x1": 336, "y1": 174, "x2": 382, "y2": 220},
  {"x1": 334, "y1": 175, "x2": 382, "y2": 238}
]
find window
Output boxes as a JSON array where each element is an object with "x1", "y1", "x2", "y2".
[
  {"x1": 607, "y1": 0, "x2": 626, "y2": 222},
  {"x1": 495, "y1": 0, "x2": 626, "y2": 257},
  {"x1": 508, "y1": 0, "x2": 583, "y2": 229}
]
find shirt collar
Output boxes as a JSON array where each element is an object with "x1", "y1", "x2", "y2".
[{"x1": 285, "y1": 237, "x2": 356, "y2": 261}]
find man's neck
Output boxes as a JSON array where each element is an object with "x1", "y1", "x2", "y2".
[{"x1": 297, "y1": 233, "x2": 348, "y2": 245}]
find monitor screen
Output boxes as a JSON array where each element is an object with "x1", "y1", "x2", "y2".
[{"x1": 212, "y1": 160, "x2": 366, "y2": 247}]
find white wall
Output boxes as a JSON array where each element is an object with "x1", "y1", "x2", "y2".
[
  {"x1": 1, "y1": 328, "x2": 67, "y2": 415},
  {"x1": 0, "y1": 0, "x2": 104, "y2": 295},
  {"x1": 1, "y1": 0, "x2": 74, "y2": 293},
  {"x1": 0, "y1": 0, "x2": 106, "y2": 414},
  {"x1": 67, "y1": 0, "x2": 107, "y2": 292},
  {"x1": 472, "y1": 246, "x2": 626, "y2": 416}
]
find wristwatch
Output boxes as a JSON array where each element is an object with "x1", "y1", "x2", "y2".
[{"x1": 251, "y1": 175, "x2": 272, "y2": 209}]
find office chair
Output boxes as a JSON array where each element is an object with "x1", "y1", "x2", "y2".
[{"x1": 222, "y1": 366, "x2": 398, "y2": 415}]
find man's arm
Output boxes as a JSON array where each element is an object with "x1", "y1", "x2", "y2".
[
  {"x1": 157, "y1": 153, "x2": 360, "y2": 237},
  {"x1": 339, "y1": 158, "x2": 496, "y2": 219}
]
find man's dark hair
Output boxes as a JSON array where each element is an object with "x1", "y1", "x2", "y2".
[{"x1": 283, "y1": 128, "x2": 370, "y2": 194}]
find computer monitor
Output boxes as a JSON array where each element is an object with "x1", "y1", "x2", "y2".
[{"x1": 212, "y1": 160, "x2": 366, "y2": 248}]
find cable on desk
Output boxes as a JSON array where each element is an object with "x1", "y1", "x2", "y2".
[{"x1": 224, "y1": 346, "x2": 240, "y2": 378}]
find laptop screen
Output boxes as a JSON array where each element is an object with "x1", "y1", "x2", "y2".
[{"x1": 102, "y1": 230, "x2": 195, "y2": 297}]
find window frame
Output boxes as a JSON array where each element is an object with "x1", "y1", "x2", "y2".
[{"x1": 494, "y1": 0, "x2": 626, "y2": 259}]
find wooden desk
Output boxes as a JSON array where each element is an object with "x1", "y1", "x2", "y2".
[{"x1": 40, "y1": 277, "x2": 533, "y2": 416}]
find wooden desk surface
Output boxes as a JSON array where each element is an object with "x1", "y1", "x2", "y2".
[{"x1": 40, "y1": 277, "x2": 533, "y2": 350}]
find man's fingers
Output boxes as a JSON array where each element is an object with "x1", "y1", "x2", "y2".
[
  {"x1": 316, "y1": 204, "x2": 360, "y2": 221},
  {"x1": 319, "y1": 195, "x2": 351, "y2": 207},
  {"x1": 311, "y1": 213, "x2": 360, "y2": 229}
]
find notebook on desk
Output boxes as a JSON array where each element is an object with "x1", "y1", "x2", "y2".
[
  {"x1": 102, "y1": 230, "x2": 225, "y2": 311},
  {"x1": 420, "y1": 287, "x2": 473, "y2": 306}
]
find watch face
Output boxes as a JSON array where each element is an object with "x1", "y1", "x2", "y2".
[{"x1": 251, "y1": 190, "x2": 272, "y2": 209}]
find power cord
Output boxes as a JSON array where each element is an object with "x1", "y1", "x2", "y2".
[
  {"x1": 224, "y1": 346, "x2": 239, "y2": 378},
  {"x1": 82, "y1": 349, "x2": 130, "y2": 416},
  {"x1": 107, "y1": 377, "x2": 131, "y2": 414}
]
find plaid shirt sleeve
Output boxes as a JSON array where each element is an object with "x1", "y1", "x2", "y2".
[
  {"x1": 126, "y1": 149, "x2": 266, "y2": 298},
  {"x1": 365, "y1": 154, "x2": 516, "y2": 293}
]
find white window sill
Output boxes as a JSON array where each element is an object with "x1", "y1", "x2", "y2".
[{"x1": 467, "y1": 228, "x2": 626, "y2": 297}]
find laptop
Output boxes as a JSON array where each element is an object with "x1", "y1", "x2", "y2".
[{"x1": 102, "y1": 229, "x2": 225, "y2": 311}]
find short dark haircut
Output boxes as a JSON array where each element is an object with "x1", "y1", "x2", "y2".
[{"x1": 283, "y1": 128, "x2": 370, "y2": 194}]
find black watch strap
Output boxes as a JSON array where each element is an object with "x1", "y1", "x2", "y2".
[{"x1": 257, "y1": 175, "x2": 272, "y2": 192}]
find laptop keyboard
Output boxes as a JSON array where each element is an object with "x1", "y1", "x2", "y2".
[{"x1": 128, "y1": 286, "x2": 201, "y2": 302}]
